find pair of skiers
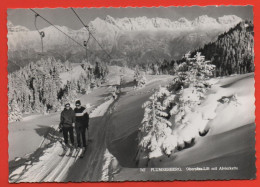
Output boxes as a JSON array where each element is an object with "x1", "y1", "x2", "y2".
[{"x1": 59, "y1": 100, "x2": 89, "y2": 155}]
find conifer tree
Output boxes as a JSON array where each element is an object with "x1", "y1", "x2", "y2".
[
  {"x1": 8, "y1": 100, "x2": 22, "y2": 122},
  {"x1": 139, "y1": 87, "x2": 176, "y2": 158}
]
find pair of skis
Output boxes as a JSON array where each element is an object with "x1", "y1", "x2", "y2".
[
  {"x1": 59, "y1": 146, "x2": 86, "y2": 158},
  {"x1": 75, "y1": 147, "x2": 86, "y2": 159}
]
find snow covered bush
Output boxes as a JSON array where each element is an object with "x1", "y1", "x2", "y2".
[
  {"x1": 136, "y1": 75, "x2": 147, "y2": 88},
  {"x1": 134, "y1": 75, "x2": 147, "y2": 89},
  {"x1": 218, "y1": 94, "x2": 240, "y2": 106}
]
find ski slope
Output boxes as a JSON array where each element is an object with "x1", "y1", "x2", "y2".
[
  {"x1": 9, "y1": 72, "x2": 173, "y2": 182},
  {"x1": 9, "y1": 71, "x2": 255, "y2": 182}
]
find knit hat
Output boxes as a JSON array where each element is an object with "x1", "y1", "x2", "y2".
[
  {"x1": 75, "y1": 100, "x2": 81, "y2": 106},
  {"x1": 65, "y1": 103, "x2": 70, "y2": 107}
]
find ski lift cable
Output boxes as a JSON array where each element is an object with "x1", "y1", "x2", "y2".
[
  {"x1": 70, "y1": 8, "x2": 112, "y2": 59},
  {"x1": 83, "y1": 33, "x2": 91, "y2": 62},
  {"x1": 30, "y1": 9, "x2": 82, "y2": 84},
  {"x1": 30, "y1": 9, "x2": 86, "y2": 49}
]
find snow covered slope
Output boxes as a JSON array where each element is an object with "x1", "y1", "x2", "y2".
[
  {"x1": 109, "y1": 73, "x2": 255, "y2": 180},
  {"x1": 8, "y1": 73, "x2": 255, "y2": 181}
]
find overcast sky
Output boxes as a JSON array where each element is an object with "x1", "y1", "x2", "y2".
[{"x1": 8, "y1": 6, "x2": 253, "y2": 30}]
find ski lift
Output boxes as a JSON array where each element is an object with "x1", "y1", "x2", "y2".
[
  {"x1": 40, "y1": 31, "x2": 45, "y2": 38},
  {"x1": 34, "y1": 13, "x2": 45, "y2": 54},
  {"x1": 83, "y1": 40, "x2": 87, "y2": 47},
  {"x1": 83, "y1": 33, "x2": 91, "y2": 62}
]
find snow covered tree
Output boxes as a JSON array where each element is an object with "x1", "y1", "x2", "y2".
[
  {"x1": 176, "y1": 52, "x2": 215, "y2": 88},
  {"x1": 33, "y1": 92, "x2": 42, "y2": 113},
  {"x1": 138, "y1": 87, "x2": 176, "y2": 159},
  {"x1": 137, "y1": 52, "x2": 217, "y2": 164},
  {"x1": 194, "y1": 52, "x2": 216, "y2": 81},
  {"x1": 166, "y1": 52, "x2": 216, "y2": 148},
  {"x1": 153, "y1": 64, "x2": 159, "y2": 75},
  {"x1": 133, "y1": 65, "x2": 147, "y2": 89},
  {"x1": 134, "y1": 65, "x2": 140, "y2": 79},
  {"x1": 8, "y1": 100, "x2": 22, "y2": 122}
]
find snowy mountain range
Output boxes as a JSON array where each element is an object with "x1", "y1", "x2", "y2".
[
  {"x1": 102, "y1": 15, "x2": 242, "y2": 31},
  {"x1": 8, "y1": 15, "x2": 242, "y2": 69}
]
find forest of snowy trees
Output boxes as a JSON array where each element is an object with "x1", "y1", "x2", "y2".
[
  {"x1": 192, "y1": 20, "x2": 254, "y2": 76},
  {"x1": 157, "y1": 21, "x2": 254, "y2": 76},
  {"x1": 8, "y1": 57, "x2": 108, "y2": 122},
  {"x1": 136, "y1": 52, "x2": 216, "y2": 165}
]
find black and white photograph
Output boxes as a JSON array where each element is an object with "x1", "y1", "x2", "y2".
[{"x1": 7, "y1": 6, "x2": 255, "y2": 182}]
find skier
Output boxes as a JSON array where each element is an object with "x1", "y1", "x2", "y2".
[
  {"x1": 74, "y1": 100, "x2": 89, "y2": 157},
  {"x1": 59, "y1": 103, "x2": 75, "y2": 155}
]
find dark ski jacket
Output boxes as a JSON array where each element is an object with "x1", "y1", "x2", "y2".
[
  {"x1": 60, "y1": 107, "x2": 75, "y2": 128},
  {"x1": 74, "y1": 106, "x2": 89, "y2": 128}
]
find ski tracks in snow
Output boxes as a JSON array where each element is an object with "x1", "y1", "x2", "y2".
[
  {"x1": 9, "y1": 97, "x2": 115, "y2": 183},
  {"x1": 9, "y1": 135, "x2": 82, "y2": 182}
]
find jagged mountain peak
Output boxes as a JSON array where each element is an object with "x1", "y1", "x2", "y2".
[
  {"x1": 217, "y1": 15, "x2": 242, "y2": 24},
  {"x1": 193, "y1": 15, "x2": 218, "y2": 24},
  {"x1": 105, "y1": 15, "x2": 116, "y2": 24},
  {"x1": 8, "y1": 21, "x2": 29, "y2": 32},
  {"x1": 178, "y1": 17, "x2": 190, "y2": 23},
  {"x1": 89, "y1": 17, "x2": 110, "y2": 28},
  {"x1": 7, "y1": 21, "x2": 14, "y2": 28}
]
